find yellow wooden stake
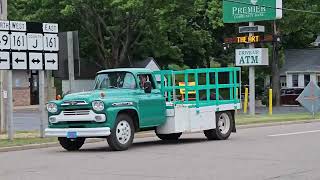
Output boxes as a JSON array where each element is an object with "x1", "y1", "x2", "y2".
[
  {"x1": 244, "y1": 88, "x2": 248, "y2": 113},
  {"x1": 269, "y1": 88, "x2": 273, "y2": 115}
]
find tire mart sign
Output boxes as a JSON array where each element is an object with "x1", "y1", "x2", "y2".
[
  {"x1": 223, "y1": 0, "x2": 282, "y2": 23},
  {"x1": 235, "y1": 48, "x2": 268, "y2": 66}
]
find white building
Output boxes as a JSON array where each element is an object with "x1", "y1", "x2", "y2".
[{"x1": 280, "y1": 49, "x2": 320, "y2": 89}]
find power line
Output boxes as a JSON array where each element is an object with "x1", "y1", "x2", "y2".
[{"x1": 224, "y1": 0, "x2": 320, "y2": 14}]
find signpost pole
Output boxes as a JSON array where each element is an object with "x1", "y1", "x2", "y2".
[
  {"x1": 67, "y1": 32, "x2": 75, "y2": 93},
  {"x1": 7, "y1": 70, "x2": 13, "y2": 140},
  {"x1": 249, "y1": 22, "x2": 255, "y2": 115},
  {"x1": 39, "y1": 70, "x2": 47, "y2": 138},
  {"x1": 0, "y1": 0, "x2": 7, "y2": 134}
]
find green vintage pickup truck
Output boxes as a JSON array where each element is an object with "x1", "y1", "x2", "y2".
[{"x1": 45, "y1": 67, "x2": 241, "y2": 151}]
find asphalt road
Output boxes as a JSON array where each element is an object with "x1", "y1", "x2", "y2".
[
  {"x1": 1, "y1": 122, "x2": 320, "y2": 180},
  {"x1": 13, "y1": 112, "x2": 40, "y2": 131}
]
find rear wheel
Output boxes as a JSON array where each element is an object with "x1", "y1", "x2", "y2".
[
  {"x1": 107, "y1": 114, "x2": 134, "y2": 151},
  {"x1": 58, "y1": 137, "x2": 85, "y2": 151},
  {"x1": 156, "y1": 133, "x2": 182, "y2": 141},
  {"x1": 204, "y1": 111, "x2": 233, "y2": 140}
]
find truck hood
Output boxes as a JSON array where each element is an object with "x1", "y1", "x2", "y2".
[{"x1": 62, "y1": 89, "x2": 138, "y2": 102}]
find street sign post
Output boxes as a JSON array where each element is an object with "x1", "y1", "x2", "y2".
[
  {"x1": 0, "y1": 20, "x2": 59, "y2": 139},
  {"x1": 223, "y1": 0, "x2": 283, "y2": 23},
  {"x1": 296, "y1": 81, "x2": 320, "y2": 117},
  {"x1": 0, "y1": 20, "x2": 59, "y2": 70},
  {"x1": 239, "y1": 25, "x2": 265, "y2": 33}
]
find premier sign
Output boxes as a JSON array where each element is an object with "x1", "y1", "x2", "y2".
[
  {"x1": 223, "y1": 0, "x2": 282, "y2": 23},
  {"x1": 235, "y1": 48, "x2": 268, "y2": 66}
]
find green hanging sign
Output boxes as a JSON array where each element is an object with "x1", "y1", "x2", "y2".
[{"x1": 223, "y1": 0, "x2": 282, "y2": 23}]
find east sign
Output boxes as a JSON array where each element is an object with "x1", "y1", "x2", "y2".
[
  {"x1": 223, "y1": 0, "x2": 282, "y2": 23},
  {"x1": 235, "y1": 48, "x2": 268, "y2": 66}
]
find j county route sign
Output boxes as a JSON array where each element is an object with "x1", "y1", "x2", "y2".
[{"x1": 223, "y1": 0, "x2": 282, "y2": 23}]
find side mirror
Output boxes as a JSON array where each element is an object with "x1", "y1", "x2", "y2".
[{"x1": 144, "y1": 81, "x2": 152, "y2": 94}]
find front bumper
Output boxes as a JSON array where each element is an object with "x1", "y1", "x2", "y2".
[{"x1": 45, "y1": 127, "x2": 111, "y2": 137}]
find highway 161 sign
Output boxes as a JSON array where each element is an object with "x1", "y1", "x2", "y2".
[{"x1": 0, "y1": 20, "x2": 59, "y2": 70}]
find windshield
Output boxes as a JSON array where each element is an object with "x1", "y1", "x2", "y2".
[{"x1": 94, "y1": 72, "x2": 137, "y2": 90}]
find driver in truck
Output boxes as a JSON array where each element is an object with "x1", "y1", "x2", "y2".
[{"x1": 139, "y1": 74, "x2": 148, "y2": 89}]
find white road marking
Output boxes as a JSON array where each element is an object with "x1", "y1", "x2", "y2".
[{"x1": 269, "y1": 130, "x2": 320, "y2": 137}]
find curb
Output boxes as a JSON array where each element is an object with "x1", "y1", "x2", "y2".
[
  {"x1": 1, "y1": 119, "x2": 320, "y2": 152},
  {"x1": 0, "y1": 132, "x2": 156, "y2": 153},
  {"x1": 237, "y1": 119, "x2": 320, "y2": 129}
]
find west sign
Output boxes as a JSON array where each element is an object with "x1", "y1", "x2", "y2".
[
  {"x1": 223, "y1": 0, "x2": 282, "y2": 23},
  {"x1": 235, "y1": 48, "x2": 268, "y2": 66}
]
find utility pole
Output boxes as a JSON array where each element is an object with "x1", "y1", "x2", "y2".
[
  {"x1": 67, "y1": 32, "x2": 75, "y2": 93},
  {"x1": 272, "y1": 20, "x2": 281, "y2": 106},
  {"x1": 248, "y1": 21, "x2": 255, "y2": 115}
]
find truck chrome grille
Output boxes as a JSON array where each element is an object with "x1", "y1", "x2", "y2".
[
  {"x1": 61, "y1": 100, "x2": 88, "y2": 106},
  {"x1": 63, "y1": 110, "x2": 90, "y2": 116}
]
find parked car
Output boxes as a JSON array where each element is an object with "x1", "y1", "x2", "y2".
[{"x1": 280, "y1": 87, "x2": 303, "y2": 105}]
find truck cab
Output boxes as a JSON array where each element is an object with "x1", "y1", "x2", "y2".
[{"x1": 45, "y1": 67, "x2": 240, "y2": 151}]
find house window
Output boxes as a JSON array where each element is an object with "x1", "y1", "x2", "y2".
[
  {"x1": 304, "y1": 74, "x2": 310, "y2": 87},
  {"x1": 292, "y1": 74, "x2": 298, "y2": 87}
]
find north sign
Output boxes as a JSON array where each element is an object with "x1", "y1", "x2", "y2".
[{"x1": 223, "y1": 0, "x2": 282, "y2": 23}]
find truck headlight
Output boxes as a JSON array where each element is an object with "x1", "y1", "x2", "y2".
[
  {"x1": 47, "y1": 103, "x2": 58, "y2": 113},
  {"x1": 92, "y1": 100, "x2": 104, "y2": 111}
]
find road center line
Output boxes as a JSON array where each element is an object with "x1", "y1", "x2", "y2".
[{"x1": 269, "y1": 130, "x2": 320, "y2": 137}]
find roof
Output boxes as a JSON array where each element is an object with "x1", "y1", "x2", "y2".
[
  {"x1": 97, "y1": 68, "x2": 153, "y2": 74},
  {"x1": 280, "y1": 49, "x2": 320, "y2": 75},
  {"x1": 132, "y1": 57, "x2": 160, "y2": 69}
]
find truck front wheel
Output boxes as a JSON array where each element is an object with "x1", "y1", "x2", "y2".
[
  {"x1": 204, "y1": 111, "x2": 233, "y2": 140},
  {"x1": 58, "y1": 137, "x2": 85, "y2": 151},
  {"x1": 156, "y1": 133, "x2": 182, "y2": 141},
  {"x1": 107, "y1": 114, "x2": 134, "y2": 151}
]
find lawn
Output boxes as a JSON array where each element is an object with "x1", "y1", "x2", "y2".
[
  {"x1": 236, "y1": 113, "x2": 320, "y2": 125},
  {"x1": 0, "y1": 131, "x2": 57, "y2": 148}
]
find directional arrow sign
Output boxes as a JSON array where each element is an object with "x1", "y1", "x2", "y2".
[
  {"x1": 12, "y1": 52, "x2": 27, "y2": 69},
  {"x1": 29, "y1": 53, "x2": 43, "y2": 70},
  {"x1": 44, "y1": 53, "x2": 58, "y2": 70},
  {"x1": 0, "y1": 52, "x2": 10, "y2": 69}
]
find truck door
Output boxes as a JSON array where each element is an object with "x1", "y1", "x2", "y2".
[{"x1": 136, "y1": 73, "x2": 166, "y2": 127}]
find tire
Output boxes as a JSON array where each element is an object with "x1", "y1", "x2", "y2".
[
  {"x1": 204, "y1": 111, "x2": 234, "y2": 140},
  {"x1": 58, "y1": 137, "x2": 85, "y2": 151},
  {"x1": 156, "y1": 133, "x2": 182, "y2": 141},
  {"x1": 107, "y1": 114, "x2": 135, "y2": 151}
]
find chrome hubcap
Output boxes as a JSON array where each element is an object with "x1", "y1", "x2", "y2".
[
  {"x1": 116, "y1": 120, "x2": 131, "y2": 144},
  {"x1": 218, "y1": 113, "x2": 231, "y2": 134}
]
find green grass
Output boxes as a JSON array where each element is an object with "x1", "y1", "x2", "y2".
[
  {"x1": 0, "y1": 131, "x2": 57, "y2": 148},
  {"x1": 0, "y1": 137, "x2": 57, "y2": 148},
  {"x1": 236, "y1": 113, "x2": 320, "y2": 125}
]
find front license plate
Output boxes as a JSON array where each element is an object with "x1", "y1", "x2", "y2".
[{"x1": 67, "y1": 131, "x2": 78, "y2": 139}]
